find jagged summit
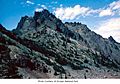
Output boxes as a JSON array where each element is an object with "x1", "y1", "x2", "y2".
[
  {"x1": 15, "y1": 9, "x2": 61, "y2": 30},
  {"x1": 108, "y1": 36, "x2": 117, "y2": 43},
  {"x1": 1, "y1": 9, "x2": 120, "y2": 79},
  {"x1": 65, "y1": 21, "x2": 91, "y2": 33},
  {"x1": 34, "y1": 9, "x2": 50, "y2": 18},
  {"x1": 65, "y1": 22, "x2": 82, "y2": 25},
  {"x1": 13, "y1": 10, "x2": 85, "y2": 43},
  {"x1": 33, "y1": 9, "x2": 58, "y2": 21}
]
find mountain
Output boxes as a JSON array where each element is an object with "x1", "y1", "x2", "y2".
[
  {"x1": 0, "y1": 9, "x2": 120, "y2": 79},
  {"x1": 65, "y1": 22, "x2": 120, "y2": 67}
]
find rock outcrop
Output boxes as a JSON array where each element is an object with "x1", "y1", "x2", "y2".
[{"x1": 0, "y1": 10, "x2": 120, "y2": 79}]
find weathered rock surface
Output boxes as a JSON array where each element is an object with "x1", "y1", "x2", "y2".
[{"x1": 0, "y1": 10, "x2": 120, "y2": 79}]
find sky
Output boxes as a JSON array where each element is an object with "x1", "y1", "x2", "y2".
[{"x1": 0, "y1": 0, "x2": 120, "y2": 42}]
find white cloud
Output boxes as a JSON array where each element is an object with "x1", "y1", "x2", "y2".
[
  {"x1": 35, "y1": 5, "x2": 47, "y2": 12},
  {"x1": 54, "y1": 5, "x2": 90, "y2": 20},
  {"x1": 41, "y1": 5, "x2": 47, "y2": 9},
  {"x1": 53, "y1": 0, "x2": 120, "y2": 42},
  {"x1": 26, "y1": 0, "x2": 34, "y2": 5},
  {"x1": 94, "y1": 18, "x2": 120, "y2": 42},
  {"x1": 60, "y1": 4, "x2": 63, "y2": 7},
  {"x1": 35, "y1": 8, "x2": 43, "y2": 12},
  {"x1": 99, "y1": 8, "x2": 114, "y2": 17},
  {"x1": 54, "y1": 0, "x2": 120, "y2": 20},
  {"x1": 109, "y1": 0, "x2": 120, "y2": 10},
  {"x1": 99, "y1": 0, "x2": 120, "y2": 17},
  {"x1": 86, "y1": 9, "x2": 101, "y2": 16}
]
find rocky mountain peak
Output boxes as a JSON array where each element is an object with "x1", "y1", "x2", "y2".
[
  {"x1": 16, "y1": 15, "x2": 29, "y2": 29},
  {"x1": 15, "y1": 9, "x2": 53, "y2": 31},
  {"x1": 34, "y1": 9, "x2": 50, "y2": 19},
  {"x1": 65, "y1": 22, "x2": 90, "y2": 33},
  {"x1": 108, "y1": 36, "x2": 116, "y2": 43},
  {"x1": 1, "y1": 9, "x2": 120, "y2": 78},
  {"x1": 65, "y1": 22, "x2": 82, "y2": 26}
]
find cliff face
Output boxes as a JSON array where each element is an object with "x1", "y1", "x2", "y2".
[
  {"x1": 65, "y1": 22, "x2": 120, "y2": 66},
  {"x1": 0, "y1": 9, "x2": 120, "y2": 79}
]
